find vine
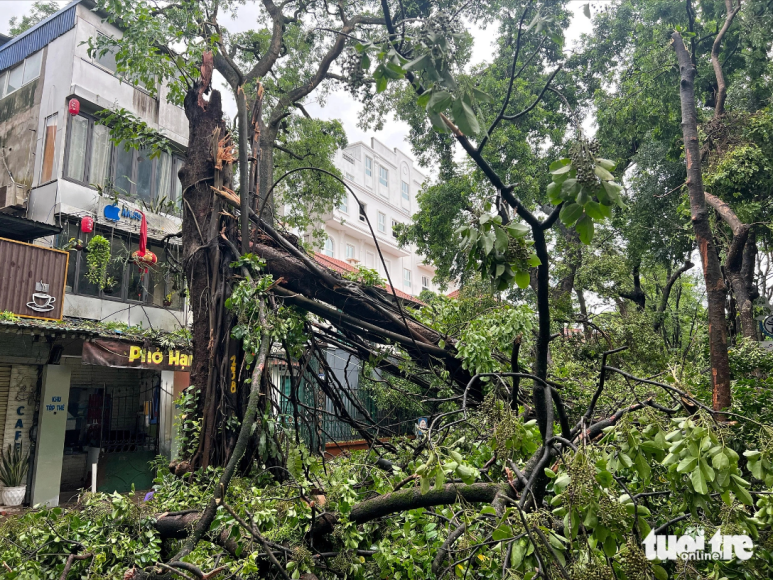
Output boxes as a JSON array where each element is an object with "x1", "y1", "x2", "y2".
[{"x1": 85, "y1": 235, "x2": 112, "y2": 289}]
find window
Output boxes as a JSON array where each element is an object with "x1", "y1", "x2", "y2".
[
  {"x1": 339, "y1": 194, "x2": 348, "y2": 213},
  {"x1": 323, "y1": 237, "x2": 334, "y2": 257},
  {"x1": 1, "y1": 50, "x2": 42, "y2": 99},
  {"x1": 365, "y1": 156, "x2": 372, "y2": 177},
  {"x1": 377, "y1": 211, "x2": 386, "y2": 233},
  {"x1": 391, "y1": 219, "x2": 399, "y2": 238},
  {"x1": 346, "y1": 244, "x2": 356, "y2": 259},
  {"x1": 403, "y1": 268, "x2": 412, "y2": 289},
  {"x1": 359, "y1": 202, "x2": 367, "y2": 222},
  {"x1": 343, "y1": 153, "x2": 354, "y2": 164},
  {"x1": 401, "y1": 181, "x2": 410, "y2": 209},
  {"x1": 383, "y1": 259, "x2": 391, "y2": 277},
  {"x1": 95, "y1": 33, "x2": 118, "y2": 73},
  {"x1": 379, "y1": 166, "x2": 388, "y2": 187},
  {"x1": 22, "y1": 50, "x2": 42, "y2": 85},
  {"x1": 40, "y1": 114, "x2": 58, "y2": 184},
  {"x1": 422, "y1": 276, "x2": 431, "y2": 291},
  {"x1": 56, "y1": 221, "x2": 185, "y2": 309},
  {"x1": 64, "y1": 113, "x2": 184, "y2": 214},
  {"x1": 346, "y1": 172, "x2": 355, "y2": 181}
]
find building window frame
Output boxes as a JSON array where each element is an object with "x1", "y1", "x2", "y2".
[
  {"x1": 401, "y1": 180, "x2": 410, "y2": 209},
  {"x1": 377, "y1": 211, "x2": 386, "y2": 233},
  {"x1": 391, "y1": 219, "x2": 399, "y2": 238},
  {"x1": 378, "y1": 166, "x2": 389, "y2": 188},
  {"x1": 0, "y1": 49, "x2": 43, "y2": 99},
  {"x1": 323, "y1": 237, "x2": 335, "y2": 257},
  {"x1": 62, "y1": 112, "x2": 184, "y2": 215},
  {"x1": 358, "y1": 202, "x2": 367, "y2": 222},
  {"x1": 345, "y1": 243, "x2": 356, "y2": 260},
  {"x1": 365, "y1": 156, "x2": 373, "y2": 177},
  {"x1": 403, "y1": 268, "x2": 412, "y2": 289}
]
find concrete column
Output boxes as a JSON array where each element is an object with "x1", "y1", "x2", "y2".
[
  {"x1": 30, "y1": 364, "x2": 71, "y2": 507},
  {"x1": 158, "y1": 371, "x2": 175, "y2": 459}
]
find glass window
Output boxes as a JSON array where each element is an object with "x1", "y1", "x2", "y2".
[
  {"x1": 403, "y1": 268, "x2": 412, "y2": 288},
  {"x1": 346, "y1": 244, "x2": 355, "y2": 259},
  {"x1": 377, "y1": 212, "x2": 386, "y2": 233},
  {"x1": 379, "y1": 166, "x2": 388, "y2": 187},
  {"x1": 172, "y1": 157, "x2": 183, "y2": 211},
  {"x1": 135, "y1": 148, "x2": 153, "y2": 203},
  {"x1": 95, "y1": 34, "x2": 118, "y2": 72},
  {"x1": 422, "y1": 276, "x2": 430, "y2": 290},
  {"x1": 323, "y1": 237, "x2": 334, "y2": 257},
  {"x1": 77, "y1": 243, "x2": 100, "y2": 297},
  {"x1": 6, "y1": 64, "x2": 23, "y2": 94},
  {"x1": 392, "y1": 219, "x2": 399, "y2": 238},
  {"x1": 89, "y1": 124, "x2": 111, "y2": 188},
  {"x1": 65, "y1": 115, "x2": 89, "y2": 182},
  {"x1": 40, "y1": 114, "x2": 57, "y2": 183},
  {"x1": 23, "y1": 50, "x2": 42, "y2": 84},
  {"x1": 114, "y1": 143, "x2": 134, "y2": 197},
  {"x1": 365, "y1": 156, "x2": 372, "y2": 177},
  {"x1": 155, "y1": 152, "x2": 172, "y2": 207},
  {"x1": 401, "y1": 181, "x2": 410, "y2": 208},
  {"x1": 339, "y1": 194, "x2": 348, "y2": 213},
  {"x1": 148, "y1": 244, "x2": 166, "y2": 307},
  {"x1": 0, "y1": 72, "x2": 6, "y2": 98},
  {"x1": 127, "y1": 242, "x2": 145, "y2": 302},
  {"x1": 105, "y1": 236, "x2": 129, "y2": 298},
  {"x1": 346, "y1": 172, "x2": 354, "y2": 181},
  {"x1": 359, "y1": 203, "x2": 367, "y2": 222}
]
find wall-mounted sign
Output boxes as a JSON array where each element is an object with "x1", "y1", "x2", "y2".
[
  {"x1": 0, "y1": 237, "x2": 68, "y2": 321},
  {"x1": 122, "y1": 205, "x2": 142, "y2": 220},
  {"x1": 26, "y1": 280, "x2": 56, "y2": 312},
  {"x1": 762, "y1": 316, "x2": 773, "y2": 339},
  {"x1": 82, "y1": 338, "x2": 193, "y2": 372},
  {"x1": 104, "y1": 204, "x2": 120, "y2": 222}
]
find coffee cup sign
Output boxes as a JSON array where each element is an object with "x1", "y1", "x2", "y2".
[{"x1": 27, "y1": 281, "x2": 56, "y2": 312}]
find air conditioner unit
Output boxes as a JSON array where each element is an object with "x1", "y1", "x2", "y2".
[{"x1": 0, "y1": 184, "x2": 27, "y2": 208}]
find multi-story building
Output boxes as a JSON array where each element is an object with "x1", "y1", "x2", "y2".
[
  {"x1": 0, "y1": 0, "x2": 189, "y2": 507},
  {"x1": 316, "y1": 137, "x2": 439, "y2": 297}
]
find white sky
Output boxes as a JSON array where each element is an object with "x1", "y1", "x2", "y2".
[{"x1": 2, "y1": 0, "x2": 595, "y2": 166}]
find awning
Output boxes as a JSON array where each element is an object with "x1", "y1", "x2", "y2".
[{"x1": 0, "y1": 213, "x2": 63, "y2": 242}]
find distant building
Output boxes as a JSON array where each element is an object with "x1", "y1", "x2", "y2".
[{"x1": 313, "y1": 137, "x2": 441, "y2": 297}]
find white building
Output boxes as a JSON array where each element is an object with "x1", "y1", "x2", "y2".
[{"x1": 317, "y1": 137, "x2": 439, "y2": 297}]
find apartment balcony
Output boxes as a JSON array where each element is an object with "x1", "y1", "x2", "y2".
[{"x1": 325, "y1": 207, "x2": 410, "y2": 258}]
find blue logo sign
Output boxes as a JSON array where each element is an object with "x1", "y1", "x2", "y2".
[
  {"x1": 122, "y1": 206, "x2": 142, "y2": 220},
  {"x1": 104, "y1": 204, "x2": 120, "y2": 222}
]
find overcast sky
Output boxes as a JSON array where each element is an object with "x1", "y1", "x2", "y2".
[{"x1": 2, "y1": 1, "x2": 594, "y2": 166}]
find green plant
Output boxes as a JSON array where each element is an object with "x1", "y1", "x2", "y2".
[
  {"x1": 342, "y1": 265, "x2": 384, "y2": 287},
  {"x1": 93, "y1": 178, "x2": 119, "y2": 205},
  {"x1": 0, "y1": 311, "x2": 20, "y2": 323},
  {"x1": 58, "y1": 237, "x2": 84, "y2": 252},
  {"x1": 0, "y1": 443, "x2": 29, "y2": 487},
  {"x1": 85, "y1": 235, "x2": 111, "y2": 289}
]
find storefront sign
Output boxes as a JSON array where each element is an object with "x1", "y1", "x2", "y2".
[
  {"x1": 0, "y1": 237, "x2": 68, "y2": 321},
  {"x1": 82, "y1": 339, "x2": 193, "y2": 372}
]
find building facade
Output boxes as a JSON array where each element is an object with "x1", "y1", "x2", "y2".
[
  {"x1": 0, "y1": 1, "x2": 190, "y2": 507},
  {"x1": 318, "y1": 137, "x2": 439, "y2": 296}
]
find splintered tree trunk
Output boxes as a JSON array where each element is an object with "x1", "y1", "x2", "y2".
[
  {"x1": 672, "y1": 32, "x2": 732, "y2": 413},
  {"x1": 178, "y1": 56, "x2": 243, "y2": 468}
]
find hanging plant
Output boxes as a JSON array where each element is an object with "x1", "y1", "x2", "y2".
[{"x1": 85, "y1": 235, "x2": 111, "y2": 289}]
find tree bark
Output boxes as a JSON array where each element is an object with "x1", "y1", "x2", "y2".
[
  {"x1": 618, "y1": 262, "x2": 646, "y2": 311},
  {"x1": 653, "y1": 261, "x2": 694, "y2": 332},
  {"x1": 705, "y1": 192, "x2": 757, "y2": 339},
  {"x1": 672, "y1": 32, "x2": 732, "y2": 413},
  {"x1": 710, "y1": 0, "x2": 742, "y2": 116}
]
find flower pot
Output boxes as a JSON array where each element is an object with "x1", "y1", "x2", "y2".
[
  {"x1": 163, "y1": 300, "x2": 172, "y2": 307},
  {"x1": 103, "y1": 286, "x2": 114, "y2": 295},
  {"x1": 2, "y1": 485, "x2": 26, "y2": 507}
]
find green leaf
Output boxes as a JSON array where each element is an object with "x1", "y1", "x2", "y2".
[
  {"x1": 549, "y1": 159, "x2": 571, "y2": 172},
  {"x1": 712, "y1": 451, "x2": 730, "y2": 471},
  {"x1": 551, "y1": 163, "x2": 573, "y2": 176},
  {"x1": 583, "y1": 3, "x2": 591, "y2": 18},
  {"x1": 677, "y1": 456, "x2": 698, "y2": 473},
  {"x1": 544, "y1": 467, "x2": 557, "y2": 479},
  {"x1": 584, "y1": 200, "x2": 605, "y2": 220},
  {"x1": 515, "y1": 270, "x2": 530, "y2": 289},
  {"x1": 404, "y1": 53, "x2": 432, "y2": 71},
  {"x1": 598, "y1": 203, "x2": 612, "y2": 218},
  {"x1": 494, "y1": 227, "x2": 509, "y2": 253},
  {"x1": 652, "y1": 564, "x2": 668, "y2": 580},
  {"x1": 417, "y1": 91, "x2": 431, "y2": 108},
  {"x1": 634, "y1": 453, "x2": 651, "y2": 482},
  {"x1": 427, "y1": 110, "x2": 448, "y2": 133},
  {"x1": 603, "y1": 535, "x2": 617, "y2": 557},
  {"x1": 472, "y1": 87, "x2": 494, "y2": 103},
  {"x1": 733, "y1": 482, "x2": 754, "y2": 506},
  {"x1": 451, "y1": 97, "x2": 480, "y2": 136},
  {"x1": 559, "y1": 203, "x2": 583, "y2": 226},
  {"x1": 596, "y1": 158, "x2": 616, "y2": 171},
  {"x1": 528, "y1": 254, "x2": 542, "y2": 267},
  {"x1": 594, "y1": 165, "x2": 614, "y2": 181},
  {"x1": 428, "y1": 90, "x2": 452, "y2": 113},
  {"x1": 492, "y1": 524, "x2": 511, "y2": 542},
  {"x1": 691, "y1": 467, "x2": 707, "y2": 495},
  {"x1": 376, "y1": 74, "x2": 388, "y2": 93},
  {"x1": 511, "y1": 541, "x2": 526, "y2": 568},
  {"x1": 575, "y1": 214, "x2": 594, "y2": 244},
  {"x1": 506, "y1": 223, "x2": 530, "y2": 237},
  {"x1": 361, "y1": 53, "x2": 371, "y2": 70}
]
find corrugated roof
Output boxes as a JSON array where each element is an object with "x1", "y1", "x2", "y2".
[
  {"x1": 313, "y1": 252, "x2": 425, "y2": 306},
  {"x1": 0, "y1": 1, "x2": 78, "y2": 72}
]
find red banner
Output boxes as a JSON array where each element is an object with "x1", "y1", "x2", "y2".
[{"x1": 82, "y1": 339, "x2": 192, "y2": 372}]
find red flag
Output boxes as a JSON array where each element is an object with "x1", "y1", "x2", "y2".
[{"x1": 139, "y1": 212, "x2": 147, "y2": 256}]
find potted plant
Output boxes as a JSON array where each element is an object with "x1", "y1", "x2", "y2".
[
  {"x1": 85, "y1": 235, "x2": 111, "y2": 290},
  {"x1": 163, "y1": 293, "x2": 172, "y2": 307},
  {"x1": 102, "y1": 276, "x2": 117, "y2": 295},
  {"x1": 0, "y1": 443, "x2": 29, "y2": 506}
]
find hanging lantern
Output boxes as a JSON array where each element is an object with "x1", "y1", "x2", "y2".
[
  {"x1": 68, "y1": 98, "x2": 80, "y2": 116},
  {"x1": 80, "y1": 216, "x2": 94, "y2": 233}
]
